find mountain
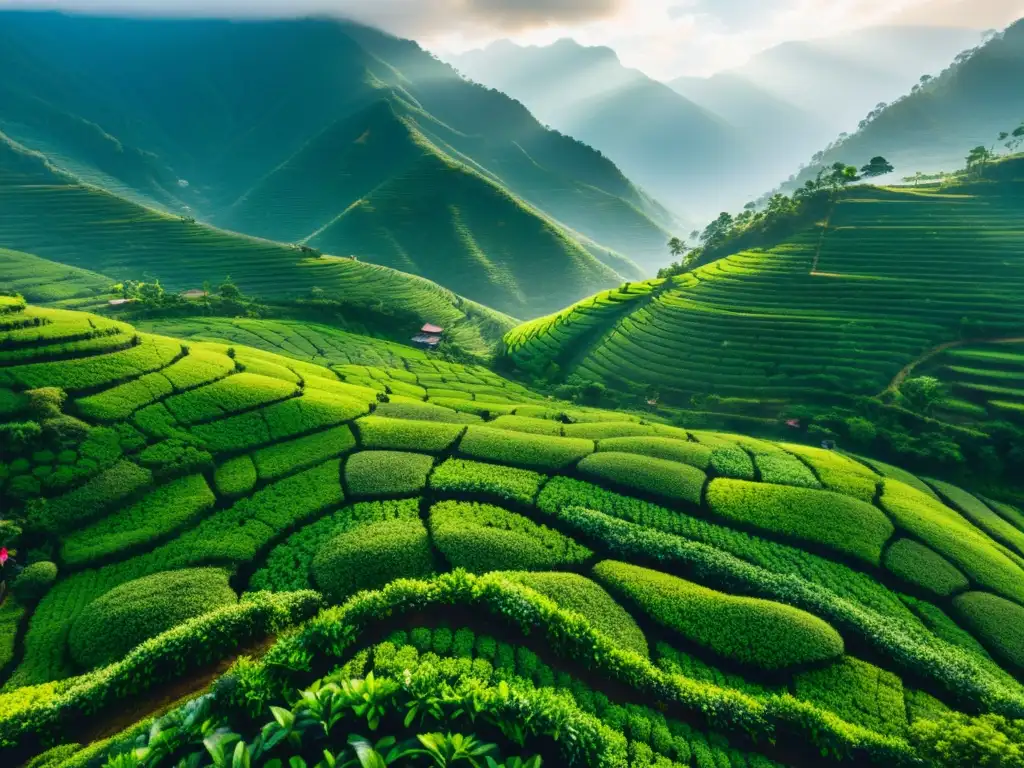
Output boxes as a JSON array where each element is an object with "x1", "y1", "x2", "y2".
[
  {"x1": 451, "y1": 38, "x2": 748, "y2": 219},
  {"x1": 779, "y1": 19, "x2": 1024, "y2": 189},
  {"x1": 0, "y1": 12, "x2": 674, "y2": 314},
  {"x1": 502, "y1": 155, "x2": 1024, "y2": 462},
  {"x1": 669, "y1": 25, "x2": 984, "y2": 194}
]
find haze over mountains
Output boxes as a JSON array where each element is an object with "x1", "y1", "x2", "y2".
[
  {"x1": 0, "y1": 12, "x2": 676, "y2": 317},
  {"x1": 453, "y1": 25, "x2": 984, "y2": 217}
]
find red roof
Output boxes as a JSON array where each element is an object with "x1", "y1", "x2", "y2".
[{"x1": 421, "y1": 324, "x2": 444, "y2": 334}]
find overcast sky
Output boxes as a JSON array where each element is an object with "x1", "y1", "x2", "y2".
[{"x1": 3, "y1": 0, "x2": 1023, "y2": 77}]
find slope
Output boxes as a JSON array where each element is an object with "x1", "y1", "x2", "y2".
[
  {"x1": 0, "y1": 137, "x2": 514, "y2": 354},
  {"x1": 452, "y1": 38, "x2": 744, "y2": 219},
  {"x1": 782, "y1": 20, "x2": 1023, "y2": 189},
  {"x1": 0, "y1": 11, "x2": 671, "y2": 279},
  {"x1": 502, "y1": 158, "x2": 1024, "y2": 413},
  {"x1": 2, "y1": 301, "x2": 1024, "y2": 767}
]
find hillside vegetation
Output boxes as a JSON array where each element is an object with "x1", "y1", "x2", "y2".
[
  {"x1": 0, "y1": 12, "x2": 673, "y2": 311},
  {"x1": 502, "y1": 156, "x2": 1024, "y2": 478},
  {"x1": 2, "y1": 301, "x2": 1024, "y2": 766}
]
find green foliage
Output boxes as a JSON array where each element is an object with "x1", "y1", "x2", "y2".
[
  {"x1": 163, "y1": 372, "x2": 296, "y2": 425},
  {"x1": 707, "y1": 479, "x2": 894, "y2": 565},
  {"x1": 597, "y1": 436, "x2": 713, "y2": 470},
  {"x1": 429, "y1": 458, "x2": 543, "y2": 505},
  {"x1": 953, "y1": 592, "x2": 1024, "y2": 672},
  {"x1": 793, "y1": 657, "x2": 907, "y2": 737},
  {"x1": 67, "y1": 568, "x2": 237, "y2": 670},
  {"x1": 311, "y1": 519, "x2": 435, "y2": 603},
  {"x1": 374, "y1": 401, "x2": 482, "y2": 424},
  {"x1": 136, "y1": 439, "x2": 213, "y2": 478},
  {"x1": 251, "y1": 424, "x2": 356, "y2": 480},
  {"x1": 577, "y1": 452, "x2": 705, "y2": 505},
  {"x1": 345, "y1": 451, "x2": 434, "y2": 498},
  {"x1": 881, "y1": 480, "x2": 1024, "y2": 604},
  {"x1": 504, "y1": 571, "x2": 648, "y2": 657},
  {"x1": 60, "y1": 475, "x2": 216, "y2": 567},
  {"x1": 910, "y1": 712, "x2": 1024, "y2": 768},
  {"x1": 214, "y1": 455, "x2": 257, "y2": 498},
  {"x1": 251, "y1": 500, "x2": 421, "y2": 593},
  {"x1": 593, "y1": 560, "x2": 844, "y2": 670},
  {"x1": 356, "y1": 415, "x2": 464, "y2": 453},
  {"x1": 11, "y1": 562, "x2": 58, "y2": 605},
  {"x1": 458, "y1": 426, "x2": 593, "y2": 470},
  {"x1": 430, "y1": 501, "x2": 592, "y2": 573},
  {"x1": 883, "y1": 539, "x2": 969, "y2": 597},
  {"x1": 489, "y1": 415, "x2": 564, "y2": 435},
  {"x1": 33, "y1": 460, "x2": 153, "y2": 532}
]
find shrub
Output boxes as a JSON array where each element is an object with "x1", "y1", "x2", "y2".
[
  {"x1": 252, "y1": 425, "x2": 356, "y2": 480},
  {"x1": 597, "y1": 437, "x2": 713, "y2": 470},
  {"x1": 137, "y1": 439, "x2": 213, "y2": 477},
  {"x1": 67, "y1": 568, "x2": 238, "y2": 670},
  {"x1": 373, "y1": 401, "x2": 481, "y2": 424},
  {"x1": 883, "y1": 539, "x2": 969, "y2": 597},
  {"x1": 593, "y1": 560, "x2": 844, "y2": 671},
  {"x1": 429, "y1": 458, "x2": 543, "y2": 505},
  {"x1": 953, "y1": 592, "x2": 1024, "y2": 672},
  {"x1": 430, "y1": 500, "x2": 592, "y2": 573},
  {"x1": 793, "y1": 657, "x2": 907, "y2": 737},
  {"x1": 61, "y1": 475, "x2": 216, "y2": 567},
  {"x1": 11, "y1": 562, "x2": 58, "y2": 605},
  {"x1": 577, "y1": 452, "x2": 705, "y2": 505},
  {"x1": 706, "y1": 479, "x2": 894, "y2": 565},
  {"x1": 34, "y1": 460, "x2": 153, "y2": 532},
  {"x1": 489, "y1": 415, "x2": 563, "y2": 435},
  {"x1": 928, "y1": 478, "x2": 1024, "y2": 558},
  {"x1": 344, "y1": 451, "x2": 434, "y2": 498},
  {"x1": 504, "y1": 571, "x2": 648, "y2": 657},
  {"x1": 458, "y1": 426, "x2": 593, "y2": 471},
  {"x1": 355, "y1": 416, "x2": 464, "y2": 453},
  {"x1": 881, "y1": 480, "x2": 1024, "y2": 604},
  {"x1": 163, "y1": 373, "x2": 296, "y2": 425},
  {"x1": 562, "y1": 422, "x2": 661, "y2": 439},
  {"x1": 311, "y1": 519, "x2": 435, "y2": 603},
  {"x1": 214, "y1": 456, "x2": 257, "y2": 498}
]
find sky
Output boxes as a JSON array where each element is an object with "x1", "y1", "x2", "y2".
[{"x1": 3, "y1": 0, "x2": 1023, "y2": 77}]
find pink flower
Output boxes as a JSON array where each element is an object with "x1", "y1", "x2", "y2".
[{"x1": 0, "y1": 548, "x2": 7, "y2": 566}]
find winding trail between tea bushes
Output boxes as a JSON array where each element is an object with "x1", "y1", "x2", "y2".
[{"x1": 882, "y1": 336, "x2": 1024, "y2": 396}]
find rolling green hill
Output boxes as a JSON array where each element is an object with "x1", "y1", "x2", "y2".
[
  {"x1": 502, "y1": 158, "x2": 1024, "y2": 469},
  {"x1": 0, "y1": 12, "x2": 672, "y2": 300},
  {"x1": 0, "y1": 150, "x2": 515, "y2": 356},
  {"x1": 784, "y1": 19, "x2": 1024, "y2": 190},
  {"x1": 2, "y1": 303, "x2": 1024, "y2": 765}
]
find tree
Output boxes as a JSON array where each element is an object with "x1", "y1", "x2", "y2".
[
  {"x1": 966, "y1": 145, "x2": 993, "y2": 175},
  {"x1": 823, "y1": 162, "x2": 859, "y2": 194},
  {"x1": 860, "y1": 156, "x2": 895, "y2": 178},
  {"x1": 902, "y1": 376, "x2": 946, "y2": 414},
  {"x1": 218, "y1": 276, "x2": 242, "y2": 300},
  {"x1": 667, "y1": 237, "x2": 687, "y2": 258}
]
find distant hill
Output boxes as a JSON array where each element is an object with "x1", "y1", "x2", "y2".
[
  {"x1": 0, "y1": 12, "x2": 672, "y2": 311},
  {"x1": 670, "y1": 25, "x2": 983, "y2": 196},
  {"x1": 778, "y1": 20, "x2": 1023, "y2": 190},
  {"x1": 451, "y1": 39, "x2": 747, "y2": 219}
]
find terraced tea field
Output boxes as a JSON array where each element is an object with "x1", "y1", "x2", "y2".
[
  {"x1": 504, "y1": 176, "x2": 1024, "y2": 414},
  {"x1": 3, "y1": 300, "x2": 1024, "y2": 766},
  {"x1": 920, "y1": 341, "x2": 1024, "y2": 425}
]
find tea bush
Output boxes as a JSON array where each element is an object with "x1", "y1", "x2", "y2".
[
  {"x1": 355, "y1": 416, "x2": 464, "y2": 453},
  {"x1": 577, "y1": 452, "x2": 705, "y2": 505},
  {"x1": 883, "y1": 539, "x2": 969, "y2": 597},
  {"x1": 344, "y1": 451, "x2": 434, "y2": 498},
  {"x1": 429, "y1": 458, "x2": 544, "y2": 505}
]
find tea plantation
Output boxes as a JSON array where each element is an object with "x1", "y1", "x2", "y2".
[
  {"x1": 503, "y1": 167, "x2": 1024, "y2": 415},
  {"x1": 2, "y1": 299, "x2": 1024, "y2": 766}
]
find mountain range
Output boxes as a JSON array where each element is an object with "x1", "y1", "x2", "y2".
[
  {"x1": 0, "y1": 12, "x2": 677, "y2": 317},
  {"x1": 453, "y1": 26, "x2": 984, "y2": 217}
]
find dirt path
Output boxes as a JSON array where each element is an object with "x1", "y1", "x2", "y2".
[{"x1": 883, "y1": 336, "x2": 1024, "y2": 395}]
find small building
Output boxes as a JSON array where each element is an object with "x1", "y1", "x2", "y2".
[
  {"x1": 821, "y1": 439, "x2": 838, "y2": 451},
  {"x1": 411, "y1": 334, "x2": 442, "y2": 350},
  {"x1": 786, "y1": 419, "x2": 802, "y2": 429},
  {"x1": 421, "y1": 323, "x2": 444, "y2": 335},
  {"x1": 107, "y1": 298, "x2": 136, "y2": 306},
  {"x1": 180, "y1": 289, "x2": 208, "y2": 300}
]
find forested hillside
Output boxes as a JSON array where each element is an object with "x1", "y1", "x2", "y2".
[{"x1": 0, "y1": 12, "x2": 674, "y2": 313}]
